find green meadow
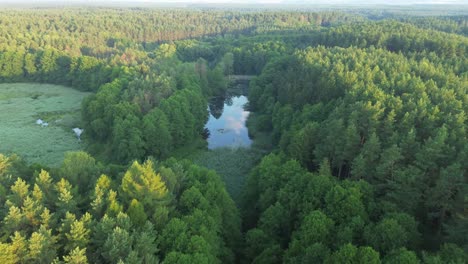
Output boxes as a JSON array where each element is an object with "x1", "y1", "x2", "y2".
[
  {"x1": 190, "y1": 147, "x2": 265, "y2": 204},
  {"x1": 0, "y1": 83, "x2": 90, "y2": 166}
]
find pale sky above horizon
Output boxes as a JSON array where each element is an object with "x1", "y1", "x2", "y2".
[{"x1": 0, "y1": 0, "x2": 467, "y2": 3}]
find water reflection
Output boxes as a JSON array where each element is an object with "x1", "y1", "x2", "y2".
[
  {"x1": 208, "y1": 96, "x2": 225, "y2": 119},
  {"x1": 205, "y1": 82, "x2": 252, "y2": 149}
]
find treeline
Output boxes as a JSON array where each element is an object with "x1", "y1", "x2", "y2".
[
  {"x1": 0, "y1": 9, "x2": 359, "y2": 58},
  {"x1": 226, "y1": 20, "x2": 468, "y2": 76},
  {"x1": 402, "y1": 16, "x2": 468, "y2": 36},
  {"x1": 0, "y1": 49, "x2": 120, "y2": 91},
  {"x1": 245, "y1": 21, "x2": 468, "y2": 262},
  {"x1": 0, "y1": 8, "x2": 362, "y2": 91},
  {"x1": 0, "y1": 152, "x2": 240, "y2": 263},
  {"x1": 316, "y1": 21, "x2": 468, "y2": 59}
]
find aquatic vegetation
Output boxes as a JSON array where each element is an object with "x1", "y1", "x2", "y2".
[{"x1": 0, "y1": 83, "x2": 90, "y2": 166}]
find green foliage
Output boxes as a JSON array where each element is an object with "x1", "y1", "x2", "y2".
[
  {"x1": 249, "y1": 37, "x2": 468, "y2": 255},
  {"x1": 383, "y1": 248, "x2": 420, "y2": 264},
  {"x1": 325, "y1": 244, "x2": 381, "y2": 264},
  {"x1": 59, "y1": 152, "x2": 100, "y2": 201},
  {"x1": 242, "y1": 152, "x2": 463, "y2": 263},
  {"x1": 112, "y1": 112, "x2": 145, "y2": 163},
  {"x1": 55, "y1": 178, "x2": 78, "y2": 216},
  {"x1": 142, "y1": 108, "x2": 172, "y2": 159},
  {"x1": 0, "y1": 242, "x2": 18, "y2": 264},
  {"x1": 63, "y1": 247, "x2": 88, "y2": 264},
  {"x1": 364, "y1": 218, "x2": 410, "y2": 254},
  {"x1": 0, "y1": 153, "x2": 239, "y2": 263},
  {"x1": 295, "y1": 210, "x2": 335, "y2": 245},
  {"x1": 121, "y1": 160, "x2": 169, "y2": 210},
  {"x1": 0, "y1": 6, "x2": 467, "y2": 264},
  {"x1": 127, "y1": 199, "x2": 148, "y2": 227},
  {"x1": 27, "y1": 226, "x2": 57, "y2": 264}
]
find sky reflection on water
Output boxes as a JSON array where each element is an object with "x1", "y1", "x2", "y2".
[{"x1": 205, "y1": 95, "x2": 252, "y2": 149}]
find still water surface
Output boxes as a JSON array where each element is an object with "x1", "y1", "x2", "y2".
[{"x1": 205, "y1": 81, "x2": 252, "y2": 149}]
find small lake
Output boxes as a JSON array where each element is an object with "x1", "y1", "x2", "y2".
[{"x1": 205, "y1": 80, "x2": 252, "y2": 149}]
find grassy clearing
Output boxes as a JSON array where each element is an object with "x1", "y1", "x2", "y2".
[
  {"x1": 191, "y1": 147, "x2": 265, "y2": 204},
  {"x1": 0, "y1": 83, "x2": 90, "y2": 167}
]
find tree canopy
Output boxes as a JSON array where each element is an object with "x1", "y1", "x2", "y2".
[{"x1": 0, "y1": 6, "x2": 467, "y2": 264}]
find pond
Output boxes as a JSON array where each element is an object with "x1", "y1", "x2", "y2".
[{"x1": 205, "y1": 79, "x2": 252, "y2": 149}]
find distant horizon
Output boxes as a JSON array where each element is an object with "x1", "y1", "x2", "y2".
[{"x1": 0, "y1": 0, "x2": 467, "y2": 5}]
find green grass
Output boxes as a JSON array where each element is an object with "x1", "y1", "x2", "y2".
[
  {"x1": 191, "y1": 147, "x2": 265, "y2": 204},
  {"x1": 170, "y1": 137, "x2": 208, "y2": 160},
  {"x1": 0, "y1": 83, "x2": 90, "y2": 167},
  {"x1": 168, "y1": 133, "x2": 265, "y2": 204}
]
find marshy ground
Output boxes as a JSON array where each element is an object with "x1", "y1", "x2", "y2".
[{"x1": 0, "y1": 83, "x2": 90, "y2": 166}]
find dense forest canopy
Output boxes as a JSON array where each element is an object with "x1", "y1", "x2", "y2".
[{"x1": 0, "y1": 5, "x2": 467, "y2": 264}]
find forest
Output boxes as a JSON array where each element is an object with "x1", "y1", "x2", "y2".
[{"x1": 0, "y1": 5, "x2": 467, "y2": 264}]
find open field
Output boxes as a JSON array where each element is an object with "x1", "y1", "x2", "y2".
[{"x1": 0, "y1": 83, "x2": 90, "y2": 166}]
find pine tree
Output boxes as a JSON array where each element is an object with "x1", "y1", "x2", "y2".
[
  {"x1": 102, "y1": 227, "x2": 133, "y2": 263},
  {"x1": 127, "y1": 199, "x2": 148, "y2": 227},
  {"x1": 65, "y1": 213, "x2": 92, "y2": 253},
  {"x1": 10, "y1": 232, "x2": 28, "y2": 263},
  {"x1": 59, "y1": 152, "x2": 99, "y2": 197},
  {"x1": 91, "y1": 174, "x2": 112, "y2": 218},
  {"x1": 142, "y1": 108, "x2": 173, "y2": 159},
  {"x1": 0, "y1": 243, "x2": 16, "y2": 264},
  {"x1": 63, "y1": 247, "x2": 88, "y2": 264},
  {"x1": 7, "y1": 178, "x2": 29, "y2": 208},
  {"x1": 55, "y1": 178, "x2": 78, "y2": 216},
  {"x1": 121, "y1": 160, "x2": 169, "y2": 211},
  {"x1": 27, "y1": 226, "x2": 57, "y2": 263},
  {"x1": 35, "y1": 170, "x2": 54, "y2": 209}
]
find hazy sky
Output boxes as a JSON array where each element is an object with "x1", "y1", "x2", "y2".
[
  {"x1": 0, "y1": 0, "x2": 467, "y2": 5},
  {"x1": 150, "y1": 0, "x2": 467, "y2": 2},
  {"x1": 0, "y1": 0, "x2": 467, "y2": 3}
]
